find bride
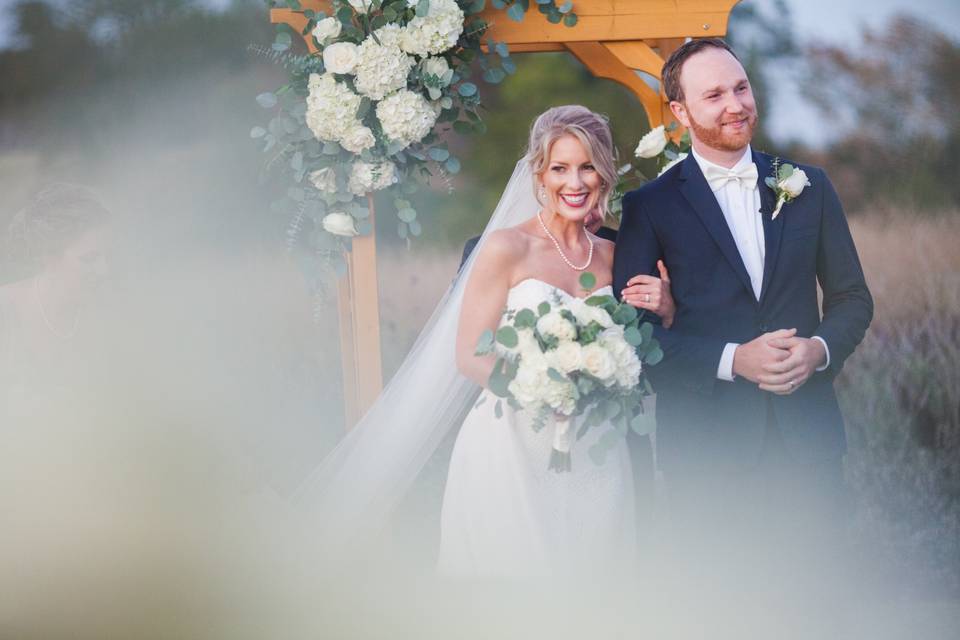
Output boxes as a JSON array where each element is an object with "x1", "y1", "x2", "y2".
[{"x1": 296, "y1": 106, "x2": 674, "y2": 578}]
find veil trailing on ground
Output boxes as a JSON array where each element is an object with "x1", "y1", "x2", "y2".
[{"x1": 294, "y1": 159, "x2": 538, "y2": 549}]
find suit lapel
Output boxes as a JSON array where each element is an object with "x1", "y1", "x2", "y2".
[
  {"x1": 755, "y1": 151, "x2": 785, "y2": 307},
  {"x1": 677, "y1": 154, "x2": 755, "y2": 300}
]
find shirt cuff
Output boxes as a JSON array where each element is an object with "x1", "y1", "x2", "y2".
[
  {"x1": 717, "y1": 343, "x2": 739, "y2": 381},
  {"x1": 812, "y1": 335, "x2": 830, "y2": 371}
]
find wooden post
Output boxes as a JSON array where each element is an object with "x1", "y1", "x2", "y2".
[{"x1": 335, "y1": 197, "x2": 384, "y2": 428}]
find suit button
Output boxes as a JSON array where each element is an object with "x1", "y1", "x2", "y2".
[{"x1": 760, "y1": 323, "x2": 769, "y2": 332}]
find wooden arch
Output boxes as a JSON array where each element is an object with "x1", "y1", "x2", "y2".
[{"x1": 271, "y1": 0, "x2": 740, "y2": 426}]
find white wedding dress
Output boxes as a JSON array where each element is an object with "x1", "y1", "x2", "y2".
[{"x1": 437, "y1": 279, "x2": 636, "y2": 578}]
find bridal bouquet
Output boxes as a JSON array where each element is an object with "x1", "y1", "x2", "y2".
[{"x1": 475, "y1": 273, "x2": 663, "y2": 471}]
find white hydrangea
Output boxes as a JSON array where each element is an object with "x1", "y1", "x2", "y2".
[
  {"x1": 353, "y1": 37, "x2": 415, "y2": 100},
  {"x1": 543, "y1": 378, "x2": 577, "y2": 415},
  {"x1": 536, "y1": 310, "x2": 577, "y2": 343},
  {"x1": 376, "y1": 89, "x2": 438, "y2": 148},
  {"x1": 399, "y1": 0, "x2": 464, "y2": 56},
  {"x1": 508, "y1": 361, "x2": 549, "y2": 412},
  {"x1": 339, "y1": 123, "x2": 376, "y2": 153},
  {"x1": 372, "y1": 23, "x2": 403, "y2": 48},
  {"x1": 305, "y1": 73, "x2": 362, "y2": 143},
  {"x1": 348, "y1": 160, "x2": 397, "y2": 195},
  {"x1": 598, "y1": 327, "x2": 642, "y2": 388}
]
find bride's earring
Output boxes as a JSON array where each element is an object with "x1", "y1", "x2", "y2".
[{"x1": 538, "y1": 184, "x2": 546, "y2": 200}]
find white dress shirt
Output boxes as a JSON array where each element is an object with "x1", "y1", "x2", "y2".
[{"x1": 689, "y1": 147, "x2": 830, "y2": 381}]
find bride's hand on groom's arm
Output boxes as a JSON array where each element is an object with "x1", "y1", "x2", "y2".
[
  {"x1": 756, "y1": 335, "x2": 828, "y2": 395},
  {"x1": 621, "y1": 260, "x2": 675, "y2": 328}
]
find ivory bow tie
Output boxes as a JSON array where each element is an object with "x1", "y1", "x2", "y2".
[{"x1": 703, "y1": 163, "x2": 759, "y2": 191}]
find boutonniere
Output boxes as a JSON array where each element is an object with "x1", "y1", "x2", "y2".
[{"x1": 765, "y1": 158, "x2": 811, "y2": 220}]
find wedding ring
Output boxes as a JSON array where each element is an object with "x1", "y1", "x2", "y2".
[
  {"x1": 644, "y1": 293, "x2": 651, "y2": 303},
  {"x1": 788, "y1": 379, "x2": 795, "y2": 388}
]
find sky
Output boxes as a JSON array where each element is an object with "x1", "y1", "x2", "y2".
[{"x1": 0, "y1": 0, "x2": 958, "y2": 146}]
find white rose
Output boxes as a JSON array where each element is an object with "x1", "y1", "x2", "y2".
[
  {"x1": 658, "y1": 152, "x2": 687, "y2": 177},
  {"x1": 421, "y1": 56, "x2": 454, "y2": 99},
  {"x1": 536, "y1": 311, "x2": 577, "y2": 343},
  {"x1": 547, "y1": 341, "x2": 583, "y2": 374},
  {"x1": 308, "y1": 167, "x2": 338, "y2": 193},
  {"x1": 778, "y1": 167, "x2": 811, "y2": 198},
  {"x1": 346, "y1": 0, "x2": 372, "y2": 14},
  {"x1": 323, "y1": 41, "x2": 359, "y2": 75},
  {"x1": 634, "y1": 125, "x2": 667, "y2": 159},
  {"x1": 312, "y1": 17, "x2": 341, "y2": 44},
  {"x1": 339, "y1": 124, "x2": 376, "y2": 153},
  {"x1": 322, "y1": 212, "x2": 358, "y2": 237},
  {"x1": 581, "y1": 343, "x2": 617, "y2": 384}
]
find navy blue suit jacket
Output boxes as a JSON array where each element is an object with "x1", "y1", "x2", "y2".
[{"x1": 613, "y1": 150, "x2": 872, "y2": 473}]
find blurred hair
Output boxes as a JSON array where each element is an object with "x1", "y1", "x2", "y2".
[
  {"x1": 662, "y1": 38, "x2": 740, "y2": 103},
  {"x1": 525, "y1": 105, "x2": 618, "y2": 221},
  {"x1": 5, "y1": 183, "x2": 111, "y2": 276}
]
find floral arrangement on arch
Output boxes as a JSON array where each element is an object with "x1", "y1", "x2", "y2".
[{"x1": 253, "y1": 0, "x2": 579, "y2": 266}]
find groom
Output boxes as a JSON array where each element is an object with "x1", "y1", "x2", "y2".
[{"x1": 613, "y1": 39, "x2": 872, "y2": 567}]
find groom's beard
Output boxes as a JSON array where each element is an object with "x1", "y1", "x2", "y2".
[{"x1": 687, "y1": 109, "x2": 759, "y2": 152}]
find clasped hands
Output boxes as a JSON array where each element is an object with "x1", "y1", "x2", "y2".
[{"x1": 733, "y1": 328, "x2": 827, "y2": 395}]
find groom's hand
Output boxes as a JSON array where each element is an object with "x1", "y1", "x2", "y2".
[
  {"x1": 757, "y1": 336, "x2": 827, "y2": 395},
  {"x1": 732, "y1": 329, "x2": 796, "y2": 384}
]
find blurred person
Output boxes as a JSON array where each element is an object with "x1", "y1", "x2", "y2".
[
  {"x1": 613, "y1": 38, "x2": 873, "y2": 596},
  {"x1": 1, "y1": 183, "x2": 112, "y2": 410}
]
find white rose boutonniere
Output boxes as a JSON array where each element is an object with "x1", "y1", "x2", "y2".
[
  {"x1": 323, "y1": 41, "x2": 359, "y2": 75},
  {"x1": 321, "y1": 212, "x2": 359, "y2": 237},
  {"x1": 634, "y1": 125, "x2": 667, "y2": 159},
  {"x1": 765, "y1": 159, "x2": 811, "y2": 220},
  {"x1": 312, "y1": 17, "x2": 341, "y2": 44}
]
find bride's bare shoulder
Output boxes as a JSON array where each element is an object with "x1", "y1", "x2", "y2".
[{"x1": 478, "y1": 226, "x2": 532, "y2": 260}]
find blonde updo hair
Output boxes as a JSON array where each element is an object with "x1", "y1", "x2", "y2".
[
  {"x1": 5, "y1": 183, "x2": 111, "y2": 277},
  {"x1": 525, "y1": 105, "x2": 618, "y2": 220}
]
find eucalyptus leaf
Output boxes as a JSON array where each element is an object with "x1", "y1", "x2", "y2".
[
  {"x1": 416, "y1": 0, "x2": 430, "y2": 17},
  {"x1": 250, "y1": 126, "x2": 267, "y2": 138},
  {"x1": 398, "y1": 207, "x2": 417, "y2": 222},
  {"x1": 483, "y1": 68, "x2": 506, "y2": 84},
  {"x1": 496, "y1": 326, "x2": 519, "y2": 348},
  {"x1": 514, "y1": 308, "x2": 537, "y2": 328},
  {"x1": 357, "y1": 219, "x2": 373, "y2": 236},
  {"x1": 563, "y1": 12, "x2": 577, "y2": 26},
  {"x1": 645, "y1": 346, "x2": 664, "y2": 366},
  {"x1": 579, "y1": 271, "x2": 597, "y2": 290},
  {"x1": 630, "y1": 411, "x2": 656, "y2": 436},
  {"x1": 428, "y1": 147, "x2": 450, "y2": 161},
  {"x1": 624, "y1": 325, "x2": 643, "y2": 347},
  {"x1": 538, "y1": 301, "x2": 551, "y2": 316},
  {"x1": 458, "y1": 82, "x2": 478, "y2": 97},
  {"x1": 547, "y1": 367, "x2": 566, "y2": 383},
  {"x1": 495, "y1": 399, "x2": 503, "y2": 419},
  {"x1": 256, "y1": 92, "x2": 278, "y2": 109},
  {"x1": 409, "y1": 219, "x2": 422, "y2": 236},
  {"x1": 445, "y1": 157, "x2": 461, "y2": 174},
  {"x1": 558, "y1": 0, "x2": 572, "y2": 13},
  {"x1": 506, "y1": 2, "x2": 525, "y2": 21},
  {"x1": 640, "y1": 321, "x2": 654, "y2": 343},
  {"x1": 475, "y1": 328, "x2": 495, "y2": 355}
]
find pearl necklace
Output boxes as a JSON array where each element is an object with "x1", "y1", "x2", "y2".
[
  {"x1": 33, "y1": 276, "x2": 78, "y2": 340},
  {"x1": 536, "y1": 210, "x2": 594, "y2": 271}
]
